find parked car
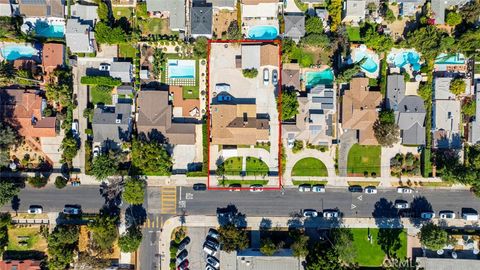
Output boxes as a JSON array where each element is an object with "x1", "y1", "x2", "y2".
[
  {"x1": 93, "y1": 146, "x2": 100, "y2": 158},
  {"x1": 176, "y1": 250, "x2": 188, "y2": 264},
  {"x1": 27, "y1": 205, "x2": 43, "y2": 214},
  {"x1": 206, "y1": 255, "x2": 220, "y2": 269},
  {"x1": 312, "y1": 184, "x2": 325, "y2": 193},
  {"x1": 397, "y1": 187, "x2": 413, "y2": 194},
  {"x1": 420, "y1": 212, "x2": 435, "y2": 219},
  {"x1": 193, "y1": 183, "x2": 207, "y2": 191},
  {"x1": 272, "y1": 69, "x2": 278, "y2": 85},
  {"x1": 206, "y1": 264, "x2": 217, "y2": 270},
  {"x1": 323, "y1": 210, "x2": 339, "y2": 219},
  {"x1": 439, "y1": 211, "x2": 456, "y2": 219},
  {"x1": 364, "y1": 186, "x2": 377, "y2": 194},
  {"x1": 71, "y1": 120, "x2": 79, "y2": 136},
  {"x1": 298, "y1": 184, "x2": 312, "y2": 192},
  {"x1": 229, "y1": 184, "x2": 241, "y2": 192},
  {"x1": 177, "y1": 259, "x2": 189, "y2": 270},
  {"x1": 287, "y1": 137, "x2": 295, "y2": 148},
  {"x1": 348, "y1": 185, "x2": 363, "y2": 193},
  {"x1": 394, "y1": 200, "x2": 410, "y2": 209},
  {"x1": 99, "y1": 63, "x2": 110, "y2": 71},
  {"x1": 178, "y1": 237, "x2": 191, "y2": 250},
  {"x1": 207, "y1": 228, "x2": 220, "y2": 240},
  {"x1": 462, "y1": 212, "x2": 479, "y2": 221},
  {"x1": 205, "y1": 238, "x2": 220, "y2": 250},
  {"x1": 203, "y1": 243, "x2": 217, "y2": 256},
  {"x1": 250, "y1": 185, "x2": 263, "y2": 192},
  {"x1": 63, "y1": 205, "x2": 81, "y2": 215},
  {"x1": 263, "y1": 68, "x2": 269, "y2": 85},
  {"x1": 302, "y1": 209, "x2": 318, "y2": 218}
]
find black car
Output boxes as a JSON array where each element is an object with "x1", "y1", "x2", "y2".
[
  {"x1": 348, "y1": 185, "x2": 363, "y2": 193},
  {"x1": 176, "y1": 249, "x2": 188, "y2": 264},
  {"x1": 178, "y1": 237, "x2": 191, "y2": 250},
  {"x1": 193, "y1": 183, "x2": 207, "y2": 191},
  {"x1": 205, "y1": 237, "x2": 220, "y2": 250}
]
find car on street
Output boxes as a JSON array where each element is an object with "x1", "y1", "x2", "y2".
[
  {"x1": 302, "y1": 209, "x2": 318, "y2": 218},
  {"x1": 394, "y1": 200, "x2": 410, "y2": 209},
  {"x1": 63, "y1": 205, "x2": 81, "y2": 215},
  {"x1": 99, "y1": 63, "x2": 110, "y2": 71},
  {"x1": 323, "y1": 210, "x2": 340, "y2": 219},
  {"x1": 176, "y1": 250, "x2": 188, "y2": 264},
  {"x1": 397, "y1": 187, "x2": 413, "y2": 194},
  {"x1": 27, "y1": 205, "x2": 43, "y2": 214},
  {"x1": 272, "y1": 69, "x2": 278, "y2": 85},
  {"x1": 93, "y1": 145, "x2": 100, "y2": 158},
  {"x1": 203, "y1": 243, "x2": 217, "y2": 256},
  {"x1": 229, "y1": 184, "x2": 241, "y2": 192},
  {"x1": 178, "y1": 237, "x2": 191, "y2": 250},
  {"x1": 364, "y1": 186, "x2": 377, "y2": 194},
  {"x1": 312, "y1": 184, "x2": 325, "y2": 193},
  {"x1": 250, "y1": 185, "x2": 263, "y2": 192},
  {"x1": 348, "y1": 185, "x2": 363, "y2": 193},
  {"x1": 263, "y1": 68, "x2": 269, "y2": 85},
  {"x1": 207, "y1": 228, "x2": 220, "y2": 240},
  {"x1": 71, "y1": 120, "x2": 79, "y2": 136},
  {"x1": 420, "y1": 212, "x2": 435, "y2": 219},
  {"x1": 298, "y1": 184, "x2": 312, "y2": 192},
  {"x1": 206, "y1": 264, "x2": 217, "y2": 270},
  {"x1": 177, "y1": 259, "x2": 189, "y2": 270},
  {"x1": 206, "y1": 255, "x2": 220, "y2": 269},
  {"x1": 439, "y1": 211, "x2": 456, "y2": 219},
  {"x1": 193, "y1": 183, "x2": 207, "y2": 191}
]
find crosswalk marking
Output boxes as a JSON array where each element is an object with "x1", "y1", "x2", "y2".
[{"x1": 161, "y1": 187, "x2": 177, "y2": 214}]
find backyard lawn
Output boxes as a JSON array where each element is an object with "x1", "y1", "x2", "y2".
[
  {"x1": 347, "y1": 26, "x2": 362, "y2": 42},
  {"x1": 183, "y1": 87, "x2": 199, "y2": 99},
  {"x1": 351, "y1": 228, "x2": 407, "y2": 267},
  {"x1": 90, "y1": 85, "x2": 113, "y2": 105},
  {"x1": 222, "y1": 156, "x2": 269, "y2": 176},
  {"x1": 112, "y1": 7, "x2": 132, "y2": 19},
  {"x1": 292, "y1": 158, "x2": 328, "y2": 177},
  {"x1": 7, "y1": 226, "x2": 47, "y2": 252},
  {"x1": 347, "y1": 144, "x2": 381, "y2": 176},
  {"x1": 119, "y1": 43, "x2": 136, "y2": 58}
]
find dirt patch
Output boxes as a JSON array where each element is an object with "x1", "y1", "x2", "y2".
[
  {"x1": 303, "y1": 46, "x2": 332, "y2": 66},
  {"x1": 213, "y1": 10, "x2": 237, "y2": 38},
  {"x1": 78, "y1": 225, "x2": 120, "y2": 259},
  {"x1": 9, "y1": 139, "x2": 49, "y2": 169},
  {"x1": 7, "y1": 225, "x2": 48, "y2": 252}
]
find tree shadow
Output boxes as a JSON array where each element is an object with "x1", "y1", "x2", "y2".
[
  {"x1": 409, "y1": 196, "x2": 433, "y2": 228},
  {"x1": 216, "y1": 204, "x2": 247, "y2": 228},
  {"x1": 372, "y1": 198, "x2": 404, "y2": 260},
  {"x1": 259, "y1": 218, "x2": 272, "y2": 231},
  {"x1": 11, "y1": 195, "x2": 20, "y2": 215},
  {"x1": 125, "y1": 204, "x2": 147, "y2": 228}
]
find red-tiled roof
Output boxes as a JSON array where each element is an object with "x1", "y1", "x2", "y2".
[{"x1": 0, "y1": 260, "x2": 41, "y2": 270}]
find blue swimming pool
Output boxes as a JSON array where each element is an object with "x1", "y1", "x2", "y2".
[
  {"x1": 0, "y1": 44, "x2": 36, "y2": 61},
  {"x1": 305, "y1": 69, "x2": 334, "y2": 88},
  {"x1": 388, "y1": 51, "x2": 421, "y2": 71},
  {"x1": 435, "y1": 53, "x2": 465, "y2": 65},
  {"x1": 34, "y1": 21, "x2": 65, "y2": 38},
  {"x1": 168, "y1": 59, "x2": 196, "y2": 79},
  {"x1": 354, "y1": 50, "x2": 378, "y2": 74},
  {"x1": 248, "y1": 26, "x2": 278, "y2": 40}
]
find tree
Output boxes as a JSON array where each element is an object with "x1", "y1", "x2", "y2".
[
  {"x1": 97, "y1": 0, "x2": 110, "y2": 22},
  {"x1": 218, "y1": 224, "x2": 249, "y2": 252},
  {"x1": 301, "y1": 33, "x2": 330, "y2": 47},
  {"x1": 119, "y1": 226, "x2": 142, "y2": 252},
  {"x1": 0, "y1": 181, "x2": 19, "y2": 207},
  {"x1": 446, "y1": 11, "x2": 462, "y2": 26},
  {"x1": 363, "y1": 23, "x2": 393, "y2": 53},
  {"x1": 54, "y1": 176, "x2": 68, "y2": 189},
  {"x1": 0, "y1": 61, "x2": 15, "y2": 86},
  {"x1": 131, "y1": 138, "x2": 172, "y2": 175},
  {"x1": 327, "y1": 0, "x2": 343, "y2": 32},
  {"x1": 226, "y1": 20, "x2": 242, "y2": 40},
  {"x1": 290, "y1": 230, "x2": 309, "y2": 258},
  {"x1": 122, "y1": 177, "x2": 145, "y2": 205},
  {"x1": 456, "y1": 28, "x2": 480, "y2": 56},
  {"x1": 95, "y1": 22, "x2": 127, "y2": 44},
  {"x1": 242, "y1": 68, "x2": 258, "y2": 78},
  {"x1": 450, "y1": 78, "x2": 466, "y2": 96},
  {"x1": 0, "y1": 213, "x2": 11, "y2": 251},
  {"x1": 46, "y1": 83, "x2": 72, "y2": 108},
  {"x1": 15, "y1": 69, "x2": 35, "y2": 86},
  {"x1": 60, "y1": 132, "x2": 79, "y2": 164},
  {"x1": 419, "y1": 223, "x2": 450, "y2": 250},
  {"x1": 194, "y1": 37, "x2": 208, "y2": 58},
  {"x1": 462, "y1": 98, "x2": 476, "y2": 117},
  {"x1": 460, "y1": 0, "x2": 480, "y2": 24},
  {"x1": 385, "y1": 7, "x2": 396, "y2": 23},
  {"x1": 152, "y1": 48, "x2": 166, "y2": 79},
  {"x1": 331, "y1": 228, "x2": 356, "y2": 265},
  {"x1": 305, "y1": 16, "x2": 324, "y2": 34},
  {"x1": 405, "y1": 26, "x2": 450, "y2": 61},
  {"x1": 48, "y1": 225, "x2": 79, "y2": 270},
  {"x1": 27, "y1": 176, "x2": 48, "y2": 188},
  {"x1": 373, "y1": 109, "x2": 400, "y2": 147},
  {"x1": 91, "y1": 153, "x2": 120, "y2": 181},
  {"x1": 260, "y1": 238, "x2": 282, "y2": 256},
  {"x1": 279, "y1": 87, "x2": 299, "y2": 120},
  {"x1": 306, "y1": 243, "x2": 345, "y2": 270},
  {"x1": 336, "y1": 60, "x2": 364, "y2": 83},
  {"x1": 89, "y1": 213, "x2": 119, "y2": 253}
]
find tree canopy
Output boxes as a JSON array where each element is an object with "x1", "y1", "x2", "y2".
[
  {"x1": 419, "y1": 223, "x2": 450, "y2": 250},
  {"x1": 327, "y1": 0, "x2": 343, "y2": 32},
  {"x1": 305, "y1": 16, "x2": 324, "y2": 34},
  {"x1": 91, "y1": 153, "x2": 121, "y2": 181},
  {"x1": 0, "y1": 122, "x2": 18, "y2": 168},
  {"x1": 331, "y1": 228, "x2": 356, "y2": 266},
  {"x1": 280, "y1": 87, "x2": 299, "y2": 120},
  {"x1": 363, "y1": 23, "x2": 393, "y2": 53},
  {"x1": 122, "y1": 177, "x2": 145, "y2": 205},
  {"x1": 290, "y1": 230, "x2": 309, "y2": 258},
  {"x1": 48, "y1": 225, "x2": 79, "y2": 270},
  {"x1": 373, "y1": 109, "x2": 400, "y2": 147},
  {"x1": 218, "y1": 224, "x2": 249, "y2": 252},
  {"x1": 460, "y1": 0, "x2": 480, "y2": 23},
  {"x1": 194, "y1": 37, "x2": 208, "y2": 58},
  {"x1": 450, "y1": 78, "x2": 466, "y2": 96},
  {"x1": 95, "y1": 22, "x2": 128, "y2": 44},
  {"x1": 446, "y1": 11, "x2": 463, "y2": 26},
  {"x1": 405, "y1": 26, "x2": 451, "y2": 61},
  {"x1": 0, "y1": 181, "x2": 19, "y2": 207},
  {"x1": 306, "y1": 243, "x2": 345, "y2": 270},
  {"x1": 131, "y1": 138, "x2": 172, "y2": 175},
  {"x1": 89, "y1": 213, "x2": 119, "y2": 253},
  {"x1": 260, "y1": 237, "x2": 281, "y2": 256},
  {"x1": 119, "y1": 226, "x2": 142, "y2": 252},
  {"x1": 242, "y1": 68, "x2": 259, "y2": 78}
]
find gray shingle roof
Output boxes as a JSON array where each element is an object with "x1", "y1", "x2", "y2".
[
  {"x1": 470, "y1": 82, "x2": 480, "y2": 143},
  {"x1": 146, "y1": 0, "x2": 186, "y2": 30},
  {"x1": 191, "y1": 1, "x2": 212, "y2": 36},
  {"x1": 65, "y1": 18, "x2": 94, "y2": 53},
  {"x1": 70, "y1": 3, "x2": 98, "y2": 27},
  {"x1": 284, "y1": 13, "x2": 305, "y2": 39},
  {"x1": 109, "y1": 62, "x2": 133, "y2": 83},
  {"x1": 93, "y1": 103, "x2": 132, "y2": 144},
  {"x1": 386, "y1": 74, "x2": 405, "y2": 110}
]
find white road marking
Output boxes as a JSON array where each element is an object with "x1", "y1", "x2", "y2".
[
  {"x1": 186, "y1": 193, "x2": 193, "y2": 200},
  {"x1": 351, "y1": 204, "x2": 356, "y2": 209},
  {"x1": 357, "y1": 195, "x2": 363, "y2": 201}
]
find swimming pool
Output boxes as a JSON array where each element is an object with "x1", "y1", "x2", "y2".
[
  {"x1": 34, "y1": 21, "x2": 65, "y2": 38},
  {"x1": 435, "y1": 53, "x2": 465, "y2": 65},
  {"x1": 353, "y1": 50, "x2": 378, "y2": 74},
  {"x1": 387, "y1": 51, "x2": 421, "y2": 71},
  {"x1": 0, "y1": 44, "x2": 37, "y2": 61},
  {"x1": 168, "y1": 59, "x2": 196, "y2": 79},
  {"x1": 305, "y1": 69, "x2": 334, "y2": 88},
  {"x1": 248, "y1": 26, "x2": 278, "y2": 40}
]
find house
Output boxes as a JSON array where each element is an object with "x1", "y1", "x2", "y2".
[
  {"x1": 432, "y1": 77, "x2": 461, "y2": 148},
  {"x1": 0, "y1": 260, "x2": 42, "y2": 270},
  {"x1": 169, "y1": 86, "x2": 200, "y2": 118},
  {"x1": 0, "y1": 0, "x2": 12, "y2": 17},
  {"x1": 42, "y1": 43, "x2": 65, "y2": 81},
  {"x1": 92, "y1": 103, "x2": 132, "y2": 147},
  {"x1": 191, "y1": 0, "x2": 213, "y2": 38},
  {"x1": 342, "y1": 0, "x2": 366, "y2": 24},
  {"x1": 208, "y1": 0, "x2": 236, "y2": 10},
  {"x1": 241, "y1": 0, "x2": 278, "y2": 20},
  {"x1": 284, "y1": 84, "x2": 336, "y2": 146},
  {"x1": 469, "y1": 82, "x2": 480, "y2": 144},
  {"x1": 341, "y1": 77, "x2": 382, "y2": 145},
  {"x1": 18, "y1": 0, "x2": 64, "y2": 18},
  {"x1": 111, "y1": 0, "x2": 137, "y2": 7},
  {"x1": 282, "y1": 63, "x2": 300, "y2": 90},
  {"x1": 395, "y1": 0, "x2": 425, "y2": 17},
  {"x1": 284, "y1": 13, "x2": 305, "y2": 42},
  {"x1": 386, "y1": 75, "x2": 426, "y2": 145},
  {"x1": 431, "y1": 0, "x2": 470, "y2": 25},
  {"x1": 220, "y1": 249, "x2": 302, "y2": 270},
  {"x1": 211, "y1": 92, "x2": 269, "y2": 145},
  {"x1": 146, "y1": 0, "x2": 186, "y2": 32},
  {"x1": 0, "y1": 89, "x2": 56, "y2": 138},
  {"x1": 69, "y1": 3, "x2": 99, "y2": 27},
  {"x1": 136, "y1": 90, "x2": 196, "y2": 145},
  {"x1": 240, "y1": 43, "x2": 279, "y2": 69},
  {"x1": 65, "y1": 18, "x2": 95, "y2": 53},
  {"x1": 109, "y1": 62, "x2": 133, "y2": 83}
]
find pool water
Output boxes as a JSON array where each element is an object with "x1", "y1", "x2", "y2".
[
  {"x1": 305, "y1": 69, "x2": 334, "y2": 88},
  {"x1": 353, "y1": 50, "x2": 378, "y2": 74},
  {"x1": 34, "y1": 21, "x2": 65, "y2": 38},
  {"x1": 435, "y1": 53, "x2": 465, "y2": 65},
  {"x1": 388, "y1": 51, "x2": 421, "y2": 71},
  {"x1": 0, "y1": 45, "x2": 36, "y2": 61},
  {"x1": 248, "y1": 25, "x2": 278, "y2": 40},
  {"x1": 168, "y1": 59, "x2": 196, "y2": 79}
]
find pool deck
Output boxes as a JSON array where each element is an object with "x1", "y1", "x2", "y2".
[{"x1": 386, "y1": 48, "x2": 424, "y2": 76}]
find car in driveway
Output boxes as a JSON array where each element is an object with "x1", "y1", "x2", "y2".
[
  {"x1": 323, "y1": 210, "x2": 339, "y2": 219},
  {"x1": 176, "y1": 249, "x2": 188, "y2": 264},
  {"x1": 420, "y1": 212, "x2": 435, "y2": 219},
  {"x1": 250, "y1": 185, "x2": 263, "y2": 192},
  {"x1": 272, "y1": 69, "x2": 278, "y2": 85},
  {"x1": 178, "y1": 237, "x2": 191, "y2": 250},
  {"x1": 28, "y1": 205, "x2": 43, "y2": 214},
  {"x1": 229, "y1": 184, "x2": 241, "y2": 192},
  {"x1": 177, "y1": 259, "x2": 189, "y2": 270},
  {"x1": 193, "y1": 183, "x2": 207, "y2": 191},
  {"x1": 312, "y1": 184, "x2": 325, "y2": 193},
  {"x1": 263, "y1": 68, "x2": 269, "y2": 85},
  {"x1": 99, "y1": 63, "x2": 110, "y2": 71},
  {"x1": 439, "y1": 211, "x2": 456, "y2": 219},
  {"x1": 364, "y1": 186, "x2": 377, "y2": 194},
  {"x1": 348, "y1": 185, "x2": 363, "y2": 193},
  {"x1": 93, "y1": 145, "x2": 100, "y2": 158},
  {"x1": 394, "y1": 200, "x2": 410, "y2": 209},
  {"x1": 302, "y1": 209, "x2": 318, "y2": 218},
  {"x1": 71, "y1": 119, "x2": 79, "y2": 136},
  {"x1": 206, "y1": 255, "x2": 220, "y2": 269},
  {"x1": 208, "y1": 228, "x2": 220, "y2": 240},
  {"x1": 397, "y1": 187, "x2": 413, "y2": 194},
  {"x1": 298, "y1": 184, "x2": 312, "y2": 192}
]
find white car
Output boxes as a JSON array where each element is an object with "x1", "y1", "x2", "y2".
[
  {"x1": 263, "y1": 68, "x2": 269, "y2": 85},
  {"x1": 420, "y1": 212, "x2": 435, "y2": 219},
  {"x1": 364, "y1": 186, "x2": 377, "y2": 194},
  {"x1": 395, "y1": 201, "x2": 410, "y2": 209},
  {"x1": 206, "y1": 256, "x2": 220, "y2": 269},
  {"x1": 303, "y1": 209, "x2": 318, "y2": 218},
  {"x1": 287, "y1": 138, "x2": 295, "y2": 149},
  {"x1": 439, "y1": 211, "x2": 456, "y2": 219},
  {"x1": 93, "y1": 146, "x2": 100, "y2": 158},
  {"x1": 99, "y1": 63, "x2": 110, "y2": 71},
  {"x1": 71, "y1": 120, "x2": 79, "y2": 136},
  {"x1": 250, "y1": 185, "x2": 263, "y2": 192},
  {"x1": 323, "y1": 210, "x2": 339, "y2": 219},
  {"x1": 27, "y1": 205, "x2": 43, "y2": 214},
  {"x1": 298, "y1": 184, "x2": 312, "y2": 192},
  {"x1": 397, "y1": 187, "x2": 413, "y2": 194},
  {"x1": 312, "y1": 185, "x2": 326, "y2": 193},
  {"x1": 203, "y1": 243, "x2": 217, "y2": 256}
]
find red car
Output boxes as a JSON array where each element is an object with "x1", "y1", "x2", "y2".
[{"x1": 177, "y1": 259, "x2": 189, "y2": 270}]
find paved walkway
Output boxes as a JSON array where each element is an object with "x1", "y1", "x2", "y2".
[
  {"x1": 338, "y1": 130, "x2": 357, "y2": 177},
  {"x1": 381, "y1": 143, "x2": 419, "y2": 178}
]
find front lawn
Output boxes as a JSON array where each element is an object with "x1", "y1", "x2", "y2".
[
  {"x1": 347, "y1": 144, "x2": 381, "y2": 177},
  {"x1": 223, "y1": 157, "x2": 243, "y2": 175},
  {"x1": 119, "y1": 43, "x2": 136, "y2": 58},
  {"x1": 112, "y1": 7, "x2": 132, "y2": 20},
  {"x1": 292, "y1": 158, "x2": 328, "y2": 177},
  {"x1": 90, "y1": 85, "x2": 113, "y2": 105},
  {"x1": 346, "y1": 26, "x2": 362, "y2": 42},
  {"x1": 7, "y1": 226, "x2": 47, "y2": 252},
  {"x1": 222, "y1": 156, "x2": 269, "y2": 176},
  {"x1": 183, "y1": 87, "x2": 199, "y2": 99},
  {"x1": 351, "y1": 228, "x2": 407, "y2": 267},
  {"x1": 219, "y1": 179, "x2": 269, "y2": 186}
]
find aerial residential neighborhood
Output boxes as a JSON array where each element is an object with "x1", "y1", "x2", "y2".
[{"x1": 0, "y1": 0, "x2": 479, "y2": 269}]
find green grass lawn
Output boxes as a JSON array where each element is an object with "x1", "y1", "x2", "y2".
[
  {"x1": 246, "y1": 157, "x2": 269, "y2": 176},
  {"x1": 90, "y1": 85, "x2": 112, "y2": 105},
  {"x1": 219, "y1": 179, "x2": 269, "y2": 186},
  {"x1": 223, "y1": 157, "x2": 243, "y2": 175},
  {"x1": 183, "y1": 87, "x2": 199, "y2": 99},
  {"x1": 347, "y1": 144, "x2": 381, "y2": 177},
  {"x1": 119, "y1": 43, "x2": 136, "y2": 58},
  {"x1": 351, "y1": 228, "x2": 407, "y2": 267},
  {"x1": 346, "y1": 26, "x2": 362, "y2": 42},
  {"x1": 291, "y1": 158, "x2": 328, "y2": 177},
  {"x1": 112, "y1": 7, "x2": 132, "y2": 19},
  {"x1": 8, "y1": 227, "x2": 47, "y2": 252}
]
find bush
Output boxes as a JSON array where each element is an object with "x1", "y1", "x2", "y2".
[
  {"x1": 242, "y1": 68, "x2": 258, "y2": 78},
  {"x1": 28, "y1": 176, "x2": 48, "y2": 188},
  {"x1": 54, "y1": 176, "x2": 68, "y2": 189},
  {"x1": 80, "y1": 76, "x2": 122, "y2": 86}
]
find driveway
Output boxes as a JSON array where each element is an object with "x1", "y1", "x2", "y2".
[
  {"x1": 381, "y1": 143, "x2": 420, "y2": 178},
  {"x1": 338, "y1": 130, "x2": 358, "y2": 177}
]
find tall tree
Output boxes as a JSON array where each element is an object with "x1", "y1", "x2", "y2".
[
  {"x1": 48, "y1": 225, "x2": 79, "y2": 270},
  {"x1": 131, "y1": 138, "x2": 172, "y2": 175},
  {"x1": 89, "y1": 214, "x2": 119, "y2": 253},
  {"x1": 305, "y1": 16, "x2": 324, "y2": 34},
  {"x1": 373, "y1": 110, "x2": 400, "y2": 147},
  {"x1": 194, "y1": 37, "x2": 208, "y2": 58},
  {"x1": 218, "y1": 224, "x2": 249, "y2": 252},
  {"x1": 460, "y1": 0, "x2": 480, "y2": 23},
  {"x1": 119, "y1": 226, "x2": 142, "y2": 252},
  {"x1": 450, "y1": 78, "x2": 466, "y2": 96},
  {"x1": 290, "y1": 230, "x2": 309, "y2": 258},
  {"x1": 0, "y1": 181, "x2": 19, "y2": 207},
  {"x1": 260, "y1": 237, "x2": 282, "y2": 256},
  {"x1": 306, "y1": 243, "x2": 345, "y2": 270},
  {"x1": 279, "y1": 87, "x2": 299, "y2": 120},
  {"x1": 446, "y1": 11, "x2": 463, "y2": 26},
  {"x1": 419, "y1": 223, "x2": 450, "y2": 250},
  {"x1": 331, "y1": 228, "x2": 356, "y2": 265},
  {"x1": 122, "y1": 177, "x2": 145, "y2": 205}
]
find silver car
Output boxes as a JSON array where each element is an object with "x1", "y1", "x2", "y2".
[
  {"x1": 364, "y1": 186, "x2": 377, "y2": 194},
  {"x1": 395, "y1": 200, "x2": 410, "y2": 209},
  {"x1": 263, "y1": 68, "x2": 269, "y2": 85},
  {"x1": 397, "y1": 187, "x2": 413, "y2": 194},
  {"x1": 206, "y1": 255, "x2": 220, "y2": 269},
  {"x1": 312, "y1": 185, "x2": 326, "y2": 193},
  {"x1": 298, "y1": 184, "x2": 312, "y2": 192},
  {"x1": 303, "y1": 209, "x2": 318, "y2": 218},
  {"x1": 323, "y1": 210, "x2": 339, "y2": 219}
]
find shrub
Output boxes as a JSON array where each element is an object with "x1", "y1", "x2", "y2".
[
  {"x1": 28, "y1": 176, "x2": 48, "y2": 188},
  {"x1": 54, "y1": 176, "x2": 68, "y2": 189},
  {"x1": 80, "y1": 76, "x2": 122, "y2": 86},
  {"x1": 242, "y1": 68, "x2": 258, "y2": 78}
]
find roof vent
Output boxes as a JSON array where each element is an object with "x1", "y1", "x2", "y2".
[{"x1": 116, "y1": 114, "x2": 122, "y2": 124}]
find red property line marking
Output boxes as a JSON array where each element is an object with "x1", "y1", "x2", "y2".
[{"x1": 206, "y1": 39, "x2": 282, "y2": 190}]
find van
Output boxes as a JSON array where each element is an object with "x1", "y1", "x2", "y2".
[{"x1": 462, "y1": 213, "x2": 479, "y2": 221}]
